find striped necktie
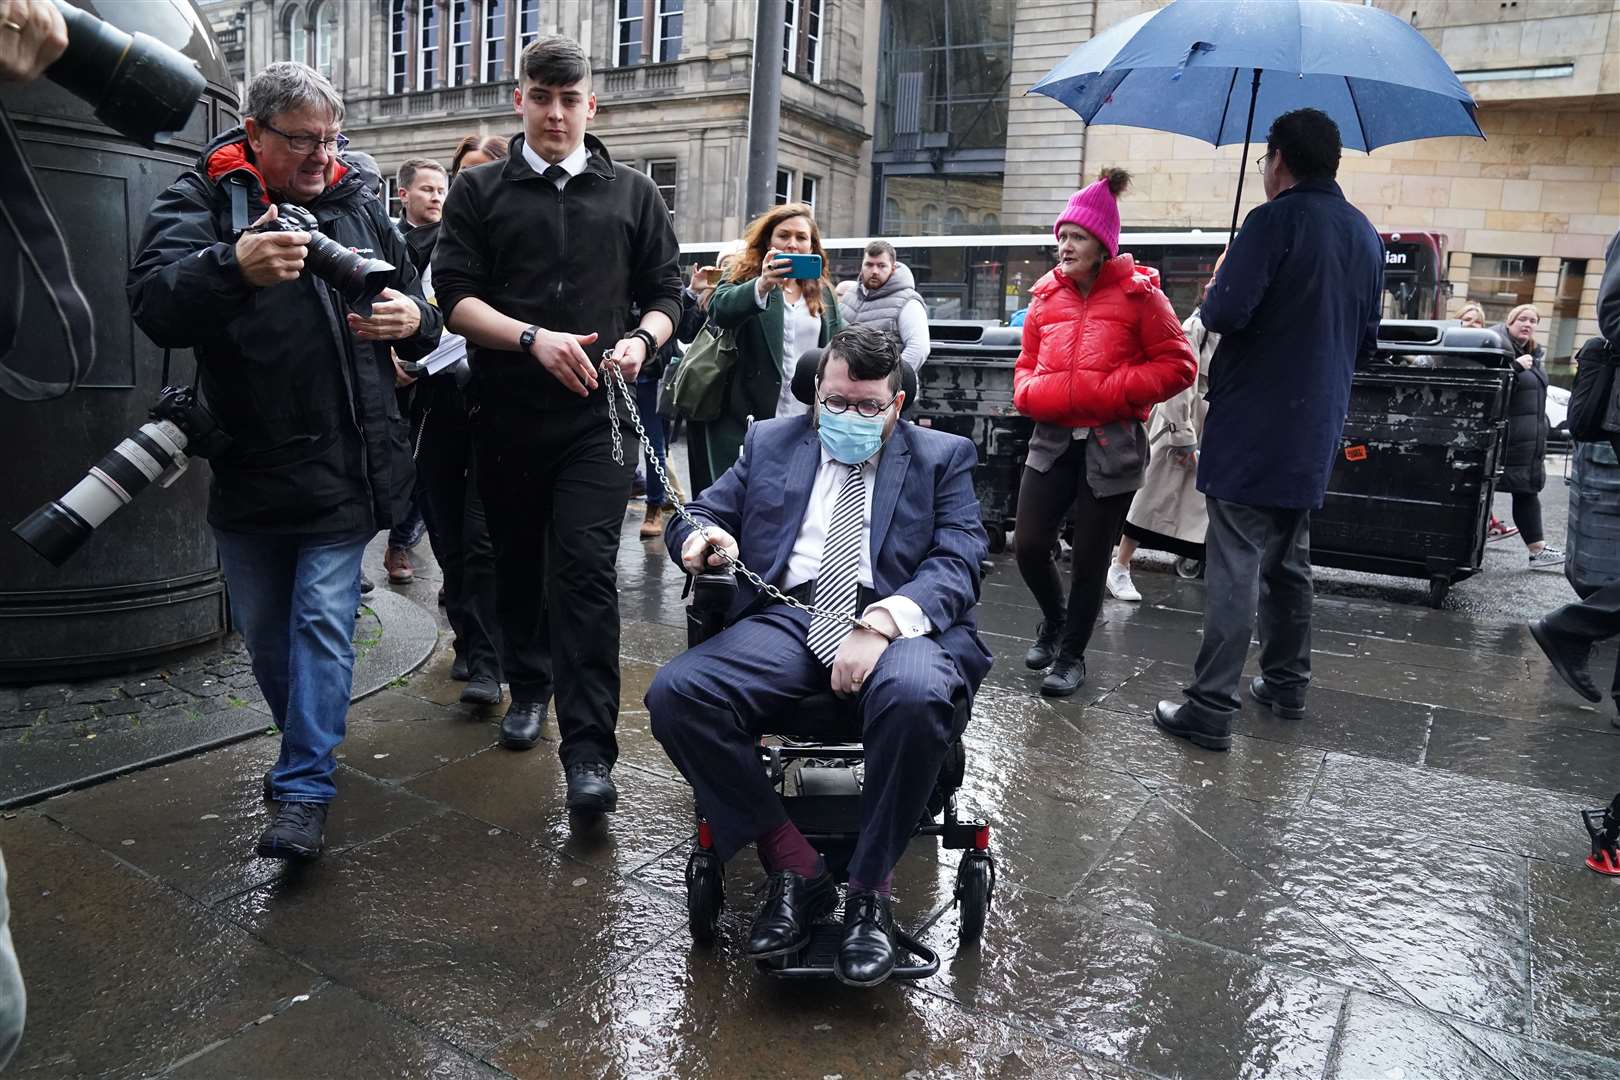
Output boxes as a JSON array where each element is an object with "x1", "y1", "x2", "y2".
[{"x1": 806, "y1": 463, "x2": 866, "y2": 666}]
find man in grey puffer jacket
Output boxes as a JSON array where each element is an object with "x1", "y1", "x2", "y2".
[{"x1": 842, "y1": 241, "x2": 930, "y2": 370}]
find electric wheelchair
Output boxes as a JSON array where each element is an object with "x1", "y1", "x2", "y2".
[{"x1": 678, "y1": 353, "x2": 996, "y2": 981}]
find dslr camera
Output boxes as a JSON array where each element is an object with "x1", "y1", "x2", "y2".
[
  {"x1": 14, "y1": 385, "x2": 230, "y2": 566},
  {"x1": 253, "y1": 203, "x2": 395, "y2": 315}
]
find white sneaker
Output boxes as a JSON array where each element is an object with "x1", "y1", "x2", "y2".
[
  {"x1": 1106, "y1": 562, "x2": 1142, "y2": 601},
  {"x1": 1528, "y1": 546, "x2": 1566, "y2": 571}
]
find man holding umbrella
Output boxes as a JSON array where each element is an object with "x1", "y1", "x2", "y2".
[{"x1": 1154, "y1": 108, "x2": 1383, "y2": 750}]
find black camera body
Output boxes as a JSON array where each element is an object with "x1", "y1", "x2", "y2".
[{"x1": 254, "y1": 203, "x2": 395, "y2": 316}]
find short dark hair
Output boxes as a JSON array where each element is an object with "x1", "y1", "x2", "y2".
[
  {"x1": 1266, "y1": 108, "x2": 1342, "y2": 182},
  {"x1": 820, "y1": 325, "x2": 903, "y2": 394},
  {"x1": 864, "y1": 240, "x2": 897, "y2": 262},
  {"x1": 521, "y1": 35, "x2": 591, "y2": 88},
  {"x1": 397, "y1": 157, "x2": 446, "y2": 189}
]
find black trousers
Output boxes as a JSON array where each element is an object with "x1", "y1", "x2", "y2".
[
  {"x1": 646, "y1": 603, "x2": 963, "y2": 886},
  {"x1": 1014, "y1": 439, "x2": 1134, "y2": 657},
  {"x1": 1510, "y1": 491, "x2": 1545, "y2": 547},
  {"x1": 474, "y1": 404, "x2": 634, "y2": 767},
  {"x1": 1543, "y1": 579, "x2": 1620, "y2": 698},
  {"x1": 417, "y1": 401, "x2": 503, "y2": 683}
]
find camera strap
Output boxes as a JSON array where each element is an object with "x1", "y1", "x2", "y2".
[{"x1": 0, "y1": 102, "x2": 96, "y2": 401}]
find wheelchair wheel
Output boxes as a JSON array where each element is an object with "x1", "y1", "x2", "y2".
[
  {"x1": 956, "y1": 851, "x2": 994, "y2": 946},
  {"x1": 686, "y1": 849, "x2": 725, "y2": 944}
]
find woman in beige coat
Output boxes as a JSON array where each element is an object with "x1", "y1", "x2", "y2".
[{"x1": 1106, "y1": 260, "x2": 1222, "y2": 600}]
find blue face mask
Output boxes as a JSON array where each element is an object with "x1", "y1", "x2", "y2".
[{"x1": 817, "y1": 404, "x2": 889, "y2": 465}]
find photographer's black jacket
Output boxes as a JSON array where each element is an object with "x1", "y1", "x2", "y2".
[
  {"x1": 431, "y1": 133, "x2": 682, "y2": 413},
  {"x1": 127, "y1": 128, "x2": 442, "y2": 535}
]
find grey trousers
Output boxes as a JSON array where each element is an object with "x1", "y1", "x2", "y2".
[
  {"x1": 0, "y1": 847, "x2": 24, "y2": 1070},
  {"x1": 1185, "y1": 497, "x2": 1313, "y2": 718}
]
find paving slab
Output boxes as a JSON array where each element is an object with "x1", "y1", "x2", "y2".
[{"x1": 1526, "y1": 856, "x2": 1620, "y2": 1062}]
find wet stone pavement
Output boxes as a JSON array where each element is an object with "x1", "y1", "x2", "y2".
[{"x1": 6, "y1": 496, "x2": 1620, "y2": 1079}]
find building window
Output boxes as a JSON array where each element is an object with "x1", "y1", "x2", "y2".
[
  {"x1": 314, "y1": 2, "x2": 338, "y2": 77},
  {"x1": 386, "y1": 177, "x2": 401, "y2": 218},
  {"x1": 449, "y1": 0, "x2": 473, "y2": 85},
  {"x1": 389, "y1": 0, "x2": 409, "y2": 92},
  {"x1": 944, "y1": 206, "x2": 966, "y2": 234},
  {"x1": 483, "y1": 0, "x2": 507, "y2": 81},
  {"x1": 417, "y1": 0, "x2": 439, "y2": 91},
  {"x1": 800, "y1": 174, "x2": 819, "y2": 214},
  {"x1": 646, "y1": 160, "x2": 677, "y2": 213},
  {"x1": 518, "y1": 0, "x2": 540, "y2": 50},
  {"x1": 883, "y1": 197, "x2": 901, "y2": 232},
  {"x1": 784, "y1": 0, "x2": 822, "y2": 81},
  {"x1": 616, "y1": 0, "x2": 644, "y2": 66},
  {"x1": 774, "y1": 168, "x2": 794, "y2": 205},
  {"x1": 283, "y1": 5, "x2": 308, "y2": 65},
  {"x1": 876, "y1": 0, "x2": 1014, "y2": 155},
  {"x1": 1468, "y1": 254, "x2": 1538, "y2": 324},
  {"x1": 655, "y1": 0, "x2": 683, "y2": 62}
]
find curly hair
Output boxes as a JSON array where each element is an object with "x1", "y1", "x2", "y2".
[{"x1": 726, "y1": 202, "x2": 832, "y2": 318}]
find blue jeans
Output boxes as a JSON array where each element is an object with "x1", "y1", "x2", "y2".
[
  {"x1": 636, "y1": 375, "x2": 668, "y2": 508},
  {"x1": 214, "y1": 528, "x2": 370, "y2": 803}
]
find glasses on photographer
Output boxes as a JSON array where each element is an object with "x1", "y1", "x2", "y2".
[
  {"x1": 819, "y1": 393, "x2": 897, "y2": 419},
  {"x1": 262, "y1": 121, "x2": 349, "y2": 156}
]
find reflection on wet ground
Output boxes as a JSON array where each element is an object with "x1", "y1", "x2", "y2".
[{"x1": 6, "y1": 506, "x2": 1620, "y2": 1079}]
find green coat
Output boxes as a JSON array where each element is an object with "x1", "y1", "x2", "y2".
[{"x1": 692, "y1": 278, "x2": 841, "y2": 490}]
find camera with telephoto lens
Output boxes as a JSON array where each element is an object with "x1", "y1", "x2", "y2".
[
  {"x1": 253, "y1": 203, "x2": 395, "y2": 316},
  {"x1": 13, "y1": 385, "x2": 230, "y2": 567},
  {"x1": 44, "y1": 0, "x2": 207, "y2": 146}
]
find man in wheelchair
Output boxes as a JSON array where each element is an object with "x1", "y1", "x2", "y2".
[{"x1": 646, "y1": 324, "x2": 992, "y2": 987}]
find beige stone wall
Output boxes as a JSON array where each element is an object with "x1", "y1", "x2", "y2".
[{"x1": 1001, "y1": 0, "x2": 1100, "y2": 229}]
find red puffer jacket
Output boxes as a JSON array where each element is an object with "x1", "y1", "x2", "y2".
[{"x1": 1013, "y1": 255, "x2": 1196, "y2": 429}]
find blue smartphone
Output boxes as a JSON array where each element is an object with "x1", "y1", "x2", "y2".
[{"x1": 779, "y1": 253, "x2": 823, "y2": 280}]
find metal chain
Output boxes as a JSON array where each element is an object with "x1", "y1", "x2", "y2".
[{"x1": 602, "y1": 355, "x2": 879, "y2": 636}]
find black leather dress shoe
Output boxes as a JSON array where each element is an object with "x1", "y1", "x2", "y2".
[
  {"x1": 565, "y1": 761, "x2": 619, "y2": 814},
  {"x1": 1024, "y1": 619, "x2": 1065, "y2": 670},
  {"x1": 255, "y1": 801, "x2": 328, "y2": 861},
  {"x1": 1529, "y1": 618, "x2": 1602, "y2": 703},
  {"x1": 1040, "y1": 655, "x2": 1085, "y2": 697},
  {"x1": 747, "y1": 869, "x2": 837, "y2": 959},
  {"x1": 1153, "y1": 699, "x2": 1232, "y2": 751},
  {"x1": 836, "y1": 890, "x2": 897, "y2": 987},
  {"x1": 460, "y1": 675, "x2": 502, "y2": 706},
  {"x1": 499, "y1": 700, "x2": 546, "y2": 750},
  {"x1": 1248, "y1": 676, "x2": 1306, "y2": 719}
]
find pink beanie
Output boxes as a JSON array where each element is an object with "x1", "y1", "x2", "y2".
[{"x1": 1053, "y1": 168, "x2": 1131, "y2": 257}]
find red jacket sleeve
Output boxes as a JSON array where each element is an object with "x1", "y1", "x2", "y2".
[
  {"x1": 1102, "y1": 288, "x2": 1197, "y2": 412},
  {"x1": 1012, "y1": 298, "x2": 1043, "y2": 417}
]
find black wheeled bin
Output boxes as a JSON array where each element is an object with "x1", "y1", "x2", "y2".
[
  {"x1": 911, "y1": 324, "x2": 1031, "y2": 552},
  {"x1": 1309, "y1": 323, "x2": 1515, "y2": 608}
]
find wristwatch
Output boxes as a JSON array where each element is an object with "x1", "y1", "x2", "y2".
[
  {"x1": 628, "y1": 327, "x2": 658, "y2": 357},
  {"x1": 518, "y1": 324, "x2": 540, "y2": 353}
]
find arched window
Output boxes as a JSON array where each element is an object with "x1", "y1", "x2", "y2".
[
  {"x1": 883, "y1": 198, "x2": 901, "y2": 232},
  {"x1": 283, "y1": 4, "x2": 308, "y2": 65},
  {"x1": 981, "y1": 212, "x2": 1000, "y2": 230},
  {"x1": 920, "y1": 203, "x2": 940, "y2": 234},
  {"x1": 944, "y1": 207, "x2": 966, "y2": 234},
  {"x1": 314, "y1": 2, "x2": 338, "y2": 78}
]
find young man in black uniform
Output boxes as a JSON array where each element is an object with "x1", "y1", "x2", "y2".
[{"x1": 432, "y1": 36, "x2": 682, "y2": 819}]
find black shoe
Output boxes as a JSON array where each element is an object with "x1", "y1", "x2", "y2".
[
  {"x1": 747, "y1": 869, "x2": 837, "y2": 959},
  {"x1": 1528, "y1": 618, "x2": 1602, "y2": 703},
  {"x1": 1153, "y1": 699, "x2": 1232, "y2": 752},
  {"x1": 1248, "y1": 676, "x2": 1306, "y2": 719},
  {"x1": 1024, "y1": 619, "x2": 1064, "y2": 670},
  {"x1": 358, "y1": 572, "x2": 375, "y2": 595},
  {"x1": 499, "y1": 700, "x2": 546, "y2": 750},
  {"x1": 255, "y1": 801, "x2": 328, "y2": 861},
  {"x1": 451, "y1": 653, "x2": 470, "y2": 681},
  {"x1": 565, "y1": 761, "x2": 618, "y2": 814},
  {"x1": 836, "y1": 890, "x2": 897, "y2": 987},
  {"x1": 1040, "y1": 654, "x2": 1085, "y2": 697},
  {"x1": 460, "y1": 675, "x2": 502, "y2": 706}
]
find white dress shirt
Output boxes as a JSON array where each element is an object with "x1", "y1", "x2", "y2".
[
  {"x1": 521, "y1": 139, "x2": 589, "y2": 189},
  {"x1": 756, "y1": 280, "x2": 824, "y2": 418},
  {"x1": 781, "y1": 448, "x2": 932, "y2": 639}
]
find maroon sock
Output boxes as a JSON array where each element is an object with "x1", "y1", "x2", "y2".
[
  {"x1": 848, "y1": 873, "x2": 893, "y2": 897},
  {"x1": 756, "y1": 819, "x2": 823, "y2": 878}
]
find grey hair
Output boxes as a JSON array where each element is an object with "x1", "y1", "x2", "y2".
[{"x1": 245, "y1": 61, "x2": 345, "y2": 126}]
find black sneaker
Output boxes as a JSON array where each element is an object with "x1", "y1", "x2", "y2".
[
  {"x1": 255, "y1": 801, "x2": 328, "y2": 861},
  {"x1": 1040, "y1": 655, "x2": 1085, "y2": 697},
  {"x1": 1024, "y1": 619, "x2": 1065, "y2": 670},
  {"x1": 565, "y1": 761, "x2": 619, "y2": 814}
]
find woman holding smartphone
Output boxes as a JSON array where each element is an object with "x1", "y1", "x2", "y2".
[{"x1": 694, "y1": 202, "x2": 842, "y2": 489}]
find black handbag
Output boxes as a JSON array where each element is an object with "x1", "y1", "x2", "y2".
[{"x1": 1567, "y1": 335, "x2": 1619, "y2": 444}]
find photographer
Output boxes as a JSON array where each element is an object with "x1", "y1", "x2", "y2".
[{"x1": 126, "y1": 62, "x2": 442, "y2": 862}]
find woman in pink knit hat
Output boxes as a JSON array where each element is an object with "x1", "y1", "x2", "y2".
[{"x1": 1012, "y1": 168, "x2": 1197, "y2": 697}]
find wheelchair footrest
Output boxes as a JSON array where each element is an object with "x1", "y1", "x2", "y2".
[{"x1": 755, "y1": 923, "x2": 940, "y2": 981}]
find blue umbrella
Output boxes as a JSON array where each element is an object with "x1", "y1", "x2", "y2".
[{"x1": 1031, "y1": 0, "x2": 1483, "y2": 237}]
